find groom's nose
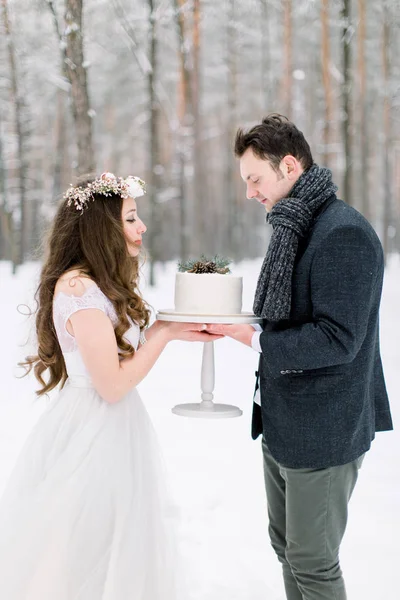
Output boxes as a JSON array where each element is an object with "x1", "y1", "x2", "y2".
[{"x1": 246, "y1": 185, "x2": 258, "y2": 200}]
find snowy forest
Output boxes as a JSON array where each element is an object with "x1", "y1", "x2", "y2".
[{"x1": 1, "y1": 0, "x2": 400, "y2": 281}]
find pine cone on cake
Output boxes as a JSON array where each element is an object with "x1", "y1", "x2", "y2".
[
  {"x1": 188, "y1": 261, "x2": 217, "y2": 274},
  {"x1": 178, "y1": 255, "x2": 232, "y2": 274}
]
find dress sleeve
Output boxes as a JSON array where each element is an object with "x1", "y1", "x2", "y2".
[{"x1": 53, "y1": 284, "x2": 117, "y2": 353}]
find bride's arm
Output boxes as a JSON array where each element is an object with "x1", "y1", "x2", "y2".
[
  {"x1": 139, "y1": 319, "x2": 162, "y2": 344},
  {"x1": 69, "y1": 310, "x2": 218, "y2": 404}
]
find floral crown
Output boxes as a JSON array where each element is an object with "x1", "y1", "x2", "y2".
[{"x1": 64, "y1": 172, "x2": 146, "y2": 212}]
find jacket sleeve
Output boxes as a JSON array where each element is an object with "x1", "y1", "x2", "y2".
[{"x1": 258, "y1": 225, "x2": 382, "y2": 377}]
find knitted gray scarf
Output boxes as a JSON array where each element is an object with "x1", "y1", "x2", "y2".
[{"x1": 253, "y1": 163, "x2": 337, "y2": 322}]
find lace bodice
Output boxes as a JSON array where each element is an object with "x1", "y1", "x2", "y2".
[{"x1": 53, "y1": 282, "x2": 140, "y2": 379}]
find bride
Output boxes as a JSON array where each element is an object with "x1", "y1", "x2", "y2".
[{"x1": 0, "y1": 172, "x2": 221, "y2": 599}]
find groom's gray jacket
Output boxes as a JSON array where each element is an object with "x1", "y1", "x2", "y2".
[{"x1": 252, "y1": 196, "x2": 393, "y2": 469}]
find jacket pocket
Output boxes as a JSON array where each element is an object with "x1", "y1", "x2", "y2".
[{"x1": 285, "y1": 365, "x2": 352, "y2": 396}]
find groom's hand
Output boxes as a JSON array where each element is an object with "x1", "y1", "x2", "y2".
[
  {"x1": 157, "y1": 321, "x2": 225, "y2": 343},
  {"x1": 205, "y1": 324, "x2": 255, "y2": 347}
]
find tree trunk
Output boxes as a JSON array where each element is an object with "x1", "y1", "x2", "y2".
[
  {"x1": 147, "y1": 0, "x2": 161, "y2": 286},
  {"x1": 64, "y1": 0, "x2": 95, "y2": 175},
  {"x1": 225, "y1": 0, "x2": 239, "y2": 259},
  {"x1": 174, "y1": 0, "x2": 194, "y2": 261},
  {"x1": 47, "y1": 0, "x2": 70, "y2": 199},
  {"x1": 260, "y1": 0, "x2": 271, "y2": 112},
  {"x1": 192, "y1": 0, "x2": 206, "y2": 256},
  {"x1": 53, "y1": 91, "x2": 69, "y2": 199},
  {"x1": 341, "y1": 0, "x2": 353, "y2": 206},
  {"x1": 1, "y1": 0, "x2": 27, "y2": 267},
  {"x1": 321, "y1": 0, "x2": 333, "y2": 168},
  {"x1": 357, "y1": 0, "x2": 370, "y2": 222},
  {"x1": 0, "y1": 112, "x2": 18, "y2": 266},
  {"x1": 382, "y1": 3, "x2": 391, "y2": 262},
  {"x1": 0, "y1": 123, "x2": 7, "y2": 259},
  {"x1": 0, "y1": 115, "x2": 17, "y2": 267},
  {"x1": 282, "y1": 0, "x2": 292, "y2": 119}
]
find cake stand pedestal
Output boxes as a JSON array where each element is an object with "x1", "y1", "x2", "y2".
[{"x1": 156, "y1": 310, "x2": 262, "y2": 419}]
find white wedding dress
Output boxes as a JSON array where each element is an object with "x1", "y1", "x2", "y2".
[{"x1": 0, "y1": 283, "x2": 177, "y2": 599}]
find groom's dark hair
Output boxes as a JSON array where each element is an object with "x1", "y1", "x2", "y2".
[{"x1": 234, "y1": 114, "x2": 313, "y2": 172}]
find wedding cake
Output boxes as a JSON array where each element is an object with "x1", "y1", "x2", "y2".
[{"x1": 174, "y1": 257, "x2": 243, "y2": 315}]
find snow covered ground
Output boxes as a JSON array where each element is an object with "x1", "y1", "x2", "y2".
[{"x1": 0, "y1": 257, "x2": 399, "y2": 600}]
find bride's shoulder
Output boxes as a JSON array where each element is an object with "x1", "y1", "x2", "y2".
[{"x1": 54, "y1": 269, "x2": 97, "y2": 298}]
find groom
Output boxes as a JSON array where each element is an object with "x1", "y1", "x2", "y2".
[{"x1": 207, "y1": 114, "x2": 393, "y2": 600}]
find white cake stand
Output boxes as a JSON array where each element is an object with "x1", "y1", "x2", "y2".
[{"x1": 156, "y1": 309, "x2": 262, "y2": 419}]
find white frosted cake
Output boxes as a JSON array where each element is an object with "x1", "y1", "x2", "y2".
[{"x1": 174, "y1": 272, "x2": 243, "y2": 315}]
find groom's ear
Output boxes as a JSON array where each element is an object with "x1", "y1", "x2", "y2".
[{"x1": 281, "y1": 155, "x2": 301, "y2": 180}]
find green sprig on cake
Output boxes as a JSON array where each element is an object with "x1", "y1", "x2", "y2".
[{"x1": 178, "y1": 255, "x2": 231, "y2": 275}]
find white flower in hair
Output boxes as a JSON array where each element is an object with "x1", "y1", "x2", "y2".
[
  {"x1": 100, "y1": 172, "x2": 117, "y2": 181},
  {"x1": 64, "y1": 172, "x2": 146, "y2": 212},
  {"x1": 125, "y1": 176, "x2": 146, "y2": 198}
]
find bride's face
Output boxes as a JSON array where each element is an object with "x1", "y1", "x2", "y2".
[{"x1": 121, "y1": 196, "x2": 147, "y2": 257}]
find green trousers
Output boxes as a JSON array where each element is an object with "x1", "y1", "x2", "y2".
[{"x1": 262, "y1": 439, "x2": 365, "y2": 600}]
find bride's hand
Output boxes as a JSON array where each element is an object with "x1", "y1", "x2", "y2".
[
  {"x1": 157, "y1": 321, "x2": 224, "y2": 343},
  {"x1": 205, "y1": 323, "x2": 255, "y2": 346}
]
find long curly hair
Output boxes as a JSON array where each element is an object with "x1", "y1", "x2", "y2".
[{"x1": 21, "y1": 175, "x2": 151, "y2": 396}]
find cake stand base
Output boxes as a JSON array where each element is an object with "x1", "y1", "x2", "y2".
[
  {"x1": 172, "y1": 402, "x2": 242, "y2": 419},
  {"x1": 157, "y1": 310, "x2": 262, "y2": 419}
]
